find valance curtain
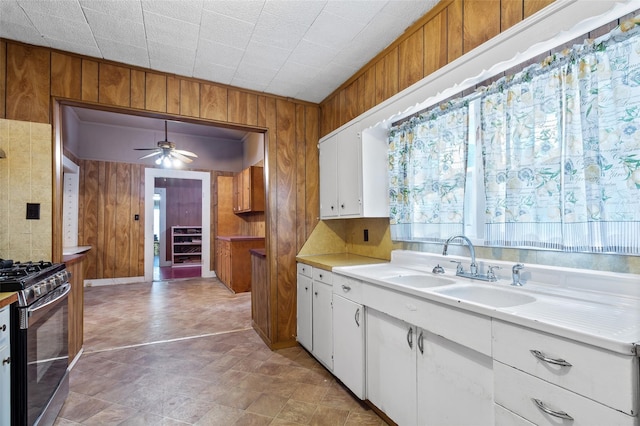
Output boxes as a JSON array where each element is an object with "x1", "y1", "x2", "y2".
[
  {"x1": 388, "y1": 104, "x2": 468, "y2": 241},
  {"x1": 481, "y1": 20, "x2": 640, "y2": 253}
]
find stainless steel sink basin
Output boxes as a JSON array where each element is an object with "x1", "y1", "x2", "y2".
[
  {"x1": 431, "y1": 284, "x2": 537, "y2": 307},
  {"x1": 383, "y1": 274, "x2": 456, "y2": 289}
]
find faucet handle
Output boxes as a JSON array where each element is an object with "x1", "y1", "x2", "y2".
[
  {"x1": 432, "y1": 264, "x2": 445, "y2": 274},
  {"x1": 450, "y1": 260, "x2": 464, "y2": 274},
  {"x1": 486, "y1": 265, "x2": 500, "y2": 281}
]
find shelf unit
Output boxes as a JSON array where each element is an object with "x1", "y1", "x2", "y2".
[{"x1": 171, "y1": 226, "x2": 202, "y2": 267}]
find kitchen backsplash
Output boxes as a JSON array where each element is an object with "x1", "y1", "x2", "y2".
[{"x1": 0, "y1": 118, "x2": 52, "y2": 262}]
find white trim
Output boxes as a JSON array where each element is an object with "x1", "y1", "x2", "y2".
[
  {"x1": 154, "y1": 187, "x2": 169, "y2": 267},
  {"x1": 144, "y1": 168, "x2": 212, "y2": 282}
]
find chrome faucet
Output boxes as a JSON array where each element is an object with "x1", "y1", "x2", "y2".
[
  {"x1": 443, "y1": 235, "x2": 478, "y2": 276},
  {"x1": 511, "y1": 263, "x2": 525, "y2": 286}
]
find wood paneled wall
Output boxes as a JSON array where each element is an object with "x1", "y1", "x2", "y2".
[
  {"x1": 319, "y1": 0, "x2": 555, "y2": 136},
  {"x1": 0, "y1": 37, "x2": 319, "y2": 346},
  {"x1": 78, "y1": 160, "x2": 145, "y2": 279}
]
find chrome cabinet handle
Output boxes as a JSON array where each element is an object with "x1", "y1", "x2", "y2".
[
  {"x1": 2, "y1": 357, "x2": 10, "y2": 366},
  {"x1": 354, "y1": 308, "x2": 360, "y2": 327},
  {"x1": 417, "y1": 330, "x2": 424, "y2": 354},
  {"x1": 530, "y1": 349, "x2": 572, "y2": 367},
  {"x1": 532, "y1": 398, "x2": 574, "y2": 420},
  {"x1": 304, "y1": 286, "x2": 308, "y2": 291},
  {"x1": 407, "y1": 327, "x2": 413, "y2": 349},
  {"x1": 341, "y1": 285, "x2": 351, "y2": 292},
  {"x1": 0, "y1": 324, "x2": 5, "y2": 332}
]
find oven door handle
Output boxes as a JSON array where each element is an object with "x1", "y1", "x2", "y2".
[{"x1": 27, "y1": 283, "x2": 71, "y2": 316}]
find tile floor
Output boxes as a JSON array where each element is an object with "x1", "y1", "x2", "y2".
[{"x1": 55, "y1": 277, "x2": 387, "y2": 425}]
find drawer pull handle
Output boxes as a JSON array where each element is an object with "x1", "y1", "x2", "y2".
[
  {"x1": 417, "y1": 330, "x2": 424, "y2": 354},
  {"x1": 530, "y1": 349, "x2": 572, "y2": 367},
  {"x1": 407, "y1": 327, "x2": 413, "y2": 349},
  {"x1": 341, "y1": 285, "x2": 351, "y2": 292},
  {"x1": 532, "y1": 398, "x2": 574, "y2": 420},
  {"x1": 354, "y1": 308, "x2": 360, "y2": 327}
]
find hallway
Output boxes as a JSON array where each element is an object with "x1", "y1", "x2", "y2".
[{"x1": 55, "y1": 278, "x2": 386, "y2": 425}]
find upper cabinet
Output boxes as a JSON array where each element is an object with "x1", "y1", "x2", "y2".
[
  {"x1": 319, "y1": 123, "x2": 388, "y2": 219},
  {"x1": 233, "y1": 166, "x2": 264, "y2": 214}
]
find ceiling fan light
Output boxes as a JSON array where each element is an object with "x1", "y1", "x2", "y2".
[
  {"x1": 155, "y1": 157, "x2": 162, "y2": 165},
  {"x1": 163, "y1": 156, "x2": 172, "y2": 167}
]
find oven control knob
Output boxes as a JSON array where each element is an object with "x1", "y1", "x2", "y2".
[{"x1": 34, "y1": 285, "x2": 41, "y2": 297}]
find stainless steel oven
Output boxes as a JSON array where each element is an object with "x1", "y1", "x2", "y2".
[{"x1": 0, "y1": 261, "x2": 71, "y2": 426}]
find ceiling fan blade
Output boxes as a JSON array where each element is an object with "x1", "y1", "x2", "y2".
[
  {"x1": 171, "y1": 151, "x2": 193, "y2": 163},
  {"x1": 134, "y1": 148, "x2": 159, "y2": 151},
  {"x1": 138, "y1": 151, "x2": 162, "y2": 160},
  {"x1": 174, "y1": 149, "x2": 198, "y2": 157}
]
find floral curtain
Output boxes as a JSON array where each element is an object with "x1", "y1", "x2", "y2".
[
  {"x1": 388, "y1": 103, "x2": 468, "y2": 241},
  {"x1": 481, "y1": 20, "x2": 640, "y2": 253}
]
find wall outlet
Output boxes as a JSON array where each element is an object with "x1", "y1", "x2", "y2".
[{"x1": 364, "y1": 229, "x2": 369, "y2": 242}]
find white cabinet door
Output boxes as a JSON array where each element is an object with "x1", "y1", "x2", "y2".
[
  {"x1": 336, "y1": 124, "x2": 361, "y2": 217},
  {"x1": 319, "y1": 134, "x2": 338, "y2": 218},
  {"x1": 312, "y1": 281, "x2": 333, "y2": 370},
  {"x1": 366, "y1": 308, "x2": 417, "y2": 426},
  {"x1": 296, "y1": 273, "x2": 313, "y2": 351},
  {"x1": 333, "y1": 295, "x2": 365, "y2": 399},
  {"x1": 417, "y1": 330, "x2": 494, "y2": 426}
]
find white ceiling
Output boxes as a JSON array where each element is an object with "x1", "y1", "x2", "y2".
[{"x1": 0, "y1": 0, "x2": 438, "y2": 104}]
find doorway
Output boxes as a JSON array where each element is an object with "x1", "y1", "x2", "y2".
[{"x1": 144, "y1": 168, "x2": 212, "y2": 282}]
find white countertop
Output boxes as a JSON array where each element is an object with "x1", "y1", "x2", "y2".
[
  {"x1": 333, "y1": 250, "x2": 640, "y2": 356},
  {"x1": 62, "y1": 246, "x2": 92, "y2": 255}
]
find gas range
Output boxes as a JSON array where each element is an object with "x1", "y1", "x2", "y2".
[{"x1": 0, "y1": 260, "x2": 70, "y2": 307}]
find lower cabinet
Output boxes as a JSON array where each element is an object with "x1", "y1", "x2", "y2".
[
  {"x1": 295, "y1": 263, "x2": 333, "y2": 371},
  {"x1": 0, "y1": 305, "x2": 10, "y2": 425},
  {"x1": 332, "y1": 293, "x2": 365, "y2": 398},
  {"x1": 366, "y1": 308, "x2": 417, "y2": 425}
]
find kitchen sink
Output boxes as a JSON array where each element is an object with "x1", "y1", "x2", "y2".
[
  {"x1": 383, "y1": 274, "x2": 456, "y2": 289},
  {"x1": 431, "y1": 284, "x2": 537, "y2": 308}
]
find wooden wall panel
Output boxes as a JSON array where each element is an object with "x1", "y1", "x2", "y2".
[
  {"x1": 96, "y1": 162, "x2": 106, "y2": 278},
  {"x1": 463, "y1": 0, "x2": 501, "y2": 53},
  {"x1": 0, "y1": 41, "x2": 5, "y2": 118},
  {"x1": 80, "y1": 160, "x2": 99, "y2": 279},
  {"x1": 375, "y1": 47, "x2": 399, "y2": 105},
  {"x1": 275, "y1": 99, "x2": 296, "y2": 343},
  {"x1": 115, "y1": 163, "x2": 131, "y2": 277},
  {"x1": 342, "y1": 81, "x2": 359, "y2": 124},
  {"x1": 524, "y1": 0, "x2": 555, "y2": 18},
  {"x1": 130, "y1": 164, "x2": 142, "y2": 276},
  {"x1": 130, "y1": 70, "x2": 145, "y2": 110},
  {"x1": 447, "y1": 0, "x2": 464, "y2": 63},
  {"x1": 502, "y1": 0, "x2": 524, "y2": 31},
  {"x1": 167, "y1": 76, "x2": 180, "y2": 114},
  {"x1": 228, "y1": 89, "x2": 258, "y2": 126},
  {"x1": 424, "y1": 11, "x2": 448, "y2": 76},
  {"x1": 6, "y1": 43, "x2": 50, "y2": 123},
  {"x1": 180, "y1": 79, "x2": 200, "y2": 117},
  {"x1": 103, "y1": 162, "x2": 117, "y2": 278},
  {"x1": 146, "y1": 73, "x2": 166, "y2": 112},
  {"x1": 304, "y1": 105, "x2": 319, "y2": 239},
  {"x1": 361, "y1": 67, "x2": 376, "y2": 113},
  {"x1": 99, "y1": 63, "x2": 130, "y2": 107},
  {"x1": 51, "y1": 52, "x2": 81, "y2": 99},
  {"x1": 295, "y1": 104, "x2": 306, "y2": 252},
  {"x1": 399, "y1": 29, "x2": 424, "y2": 91},
  {"x1": 201, "y1": 83, "x2": 228, "y2": 122},
  {"x1": 81, "y1": 59, "x2": 99, "y2": 102}
]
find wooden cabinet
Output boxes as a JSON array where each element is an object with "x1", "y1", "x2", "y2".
[
  {"x1": 233, "y1": 166, "x2": 264, "y2": 214},
  {"x1": 171, "y1": 226, "x2": 202, "y2": 266},
  {"x1": 64, "y1": 253, "x2": 86, "y2": 364},
  {"x1": 319, "y1": 124, "x2": 388, "y2": 219},
  {"x1": 215, "y1": 236, "x2": 264, "y2": 293},
  {"x1": 0, "y1": 305, "x2": 10, "y2": 425},
  {"x1": 332, "y1": 274, "x2": 365, "y2": 399}
]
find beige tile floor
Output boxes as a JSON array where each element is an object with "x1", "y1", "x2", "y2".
[{"x1": 55, "y1": 277, "x2": 387, "y2": 425}]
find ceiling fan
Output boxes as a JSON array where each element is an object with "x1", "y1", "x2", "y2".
[{"x1": 134, "y1": 121, "x2": 198, "y2": 167}]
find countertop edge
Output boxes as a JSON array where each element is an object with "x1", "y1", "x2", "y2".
[
  {"x1": 296, "y1": 253, "x2": 389, "y2": 271},
  {"x1": 0, "y1": 292, "x2": 18, "y2": 308}
]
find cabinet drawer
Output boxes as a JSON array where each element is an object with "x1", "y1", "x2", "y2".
[
  {"x1": 313, "y1": 269, "x2": 333, "y2": 285},
  {"x1": 493, "y1": 320, "x2": 638, "y2": 415},
  {"x1": 495, "y1": 404, "x2": 535, "y2": 426},
  {"x1": 494, "y1": 361, "x2": 636, "y2": 425},
  {"x1": 333, "y1": 274, "x2": 362, "y2": 303},
  {"x1": 297, "y1": 263, "x2": 312, "y2": 278},
  {"x1": 0, "y1": 306, "x2": 8, "y2": 348}
]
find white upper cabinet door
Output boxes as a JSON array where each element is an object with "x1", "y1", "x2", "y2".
[
  {"x1": 336, "y1": 124, "x2": 361, "y2": 217},
  {"x1": 319, "y1": 134, "x2": 339, "y2": 218}
]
